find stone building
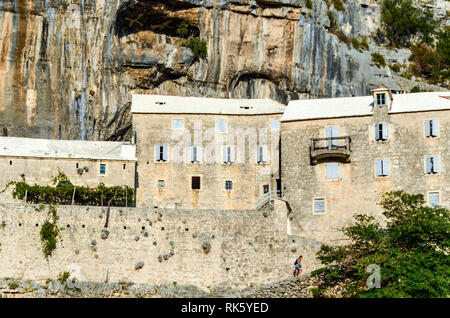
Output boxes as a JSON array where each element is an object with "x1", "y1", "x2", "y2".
[
  {"x1": 131, "y1": 94, "x2": 286, "y2": 209},
  {"x1": 281, "y1": 88, "x2": 450, "y2": 243},
  {"x1": 0, "y1": 137, "x2": 136, "y2": 202}
]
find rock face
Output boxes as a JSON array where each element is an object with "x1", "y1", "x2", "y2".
[{"x1": 0, "y1": 0, "x2": 447, "y2": 140}]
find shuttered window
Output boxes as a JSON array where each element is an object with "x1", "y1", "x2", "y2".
[
  {"x1": 216, "y1": 118, "x2": 227, "y2": 133},
  {"x1": 425, "y1": 119, "x2": 438, "y2": 137},
  {"x1": 271, "y1": 120, "x2": 280, "y2": 131},
  {"x1": 257, "y1": 145, "x2": 268, "y2": 163},
  {"x1": 173, "y1": 119, "x2": 183, "y2": 130},
  {"x1": 376, "y1": 93, "x2": 386, "y2": 105},
  {"x1": 225, "y1": 181, "x2": 233, "y2": 190},
  {"x1": 155, "y1": 145, "x2": 169, "y2": 162},
  {"x1": 376, "y1": 159, "x2": 389, "y2": 177},
  {"x1": 157, "y1": 180, "x2": 165, "y2": 190},
  {"x1": 326, "y1": 126, "x2": 339, "y2": 147},
  {"x1": 426, "y1": 156, "x2": 439, "y2": 174},
  {"x1": 326, "y1": 162, "x2": 339, "y2": 180},
  {"x1": 190, "y1": 146, "x2": 202, "y2": 163},
  {"x1": 428, "y1": 192, "x2": 439, "y2": 207},
  {"x1": 223, "y1": 146, "x2": 235, "y2": 164},
  {"x1": 99, "y1": 164, "x2": 106, "y2": 175},
  {"x1": 314, "y1": 198, "x2": 325, "y2": 214},
  {"x1": 375, "y1": 122, "x2": 388, "y2": 141},
  {"x1": 191, "y1": 176, "x2": 201, "y2": 190}
]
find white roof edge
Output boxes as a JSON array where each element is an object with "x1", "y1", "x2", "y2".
[
  {"x1": 281, "y1": 92, "x2": 450, "y2": 122},
  {"x1": 0, "y1": 136, "x2": 137, "y2": 161},
  {"x1": 131, "y1": 94, "x2": 286, "y2": 115}
]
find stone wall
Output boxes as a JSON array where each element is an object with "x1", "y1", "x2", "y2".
[
  {"x1": 134, "y1": 112, "x2": 282, "y2": 209},
  {"x1": 0, "y1": 157, "x2": 136, "y2": 202},
  {"x1": 0, "y1": 201, "x2": 293, "y2": 291},
  {"x1": 281, "y1": 109, "x2": 450, "y2": 244}
]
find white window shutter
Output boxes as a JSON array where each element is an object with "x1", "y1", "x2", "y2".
[
  {"x1": 326, "y1": 162, "x2": 339, "y2": 179},
  {"x1": 433, "y1": 156, "x2": 439, "y2": 173},
  {"x1": 382, "y1": 122, "x2": 388, "y2": 140},
  {"x1": 230, "y1": 146, "x2": 235, "y2": 163},
  {"x1": 189, "y1": 146, "x2": 194, "y2": 162},
  {"x1": 223, "y1": 146, "x2": 227, "y2": 163},
  {"x1": 375, "y1": 123, "x2": 380, "y2": 140},
  {"x1": 155, "y1": 145, "x2": 160, "y2": 160},
  {"x1": 376, "y1": 160, "x2": 382, "y2": 176},
  {"x1": 332, "y1": 126, "x2": 339, "y2": 146},
  {"x1": 431, "y1": 119, "x2": 438, "y2": 137},
  {"x1": 382, "y1": 159, "x2": 389, "y2": 176},
  {"x1": 262, "y1": 146, "x2": 268, "y2": 163},
  {"x1": 197, "y1": 146, "x2": 202, "y2": 162},
  {"x1": 162, "y1": 145, "x2": 168, "y2": 161},
  {"x1": 425, "y1": 120, "x2": 431, "y2": 137},
  {"x1": 426, "y1": 157, "x2": 432, "y2": 174}
]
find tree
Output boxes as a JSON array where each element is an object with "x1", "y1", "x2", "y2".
[
  {"x1": 313, "y1": 191, "x2": 450, "y2": 297},
  {"x1": 381, "y1": 0, "x2": 436, "y2": 47}
]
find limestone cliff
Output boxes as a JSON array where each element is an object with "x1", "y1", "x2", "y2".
[{"x1": 0, "y1": 0, "x2": 448, "y2": 140}]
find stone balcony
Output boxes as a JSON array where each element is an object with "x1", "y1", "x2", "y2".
[{"x1": 310, "y1": 136, "x2": 352, "y2": 164}]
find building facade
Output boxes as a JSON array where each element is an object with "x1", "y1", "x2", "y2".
[
  {"x1": 132, "y1": 94, "x2": 285, "y2": 209},
  {"x1": 281, "y1": 88, "x2": 450, "y2": 243},
  {"x1": 0, "y1": 137, "x2": 136, "y2": 202}
]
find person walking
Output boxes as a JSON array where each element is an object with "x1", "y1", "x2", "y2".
[{"x1": 294, "y1": 255, "x2": 303, "y2": 277}]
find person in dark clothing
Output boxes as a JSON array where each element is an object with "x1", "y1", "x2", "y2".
[{"x1": 294, "y1": 255, "x2": 303, "y2": 277}]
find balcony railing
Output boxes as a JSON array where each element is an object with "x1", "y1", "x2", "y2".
[{"x1": 310, "y1": 136, "x2": 351, "y2": 164}]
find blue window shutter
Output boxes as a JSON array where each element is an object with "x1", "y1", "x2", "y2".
[
  {"x1": 332, "y1": 126, "x2": 339, "y2": 146},
  {"x1": 375, "y1": 123, "x2": 380, "y2": 140},
  {"x1": 433, "y1": 156, "x2": 439, "y2": 173},
  {"x1": 197, "y1": 147, "x2": 202, "y2": 162},
  {"x1": 425, "y1": 120, "x2": 431, "y2": 137},
  {"x1": 155, "y1": 145, "x2": 160, "y2": 160},
  {"x1": 189, "y1": 146, "x2": 194, "y2": 162},
  {"x1": 223, "y1": 146, "x2": 227, "y2": 163},
  {"x1": 429, "y1": 193, "x2": 439, "y2": 207},
  {"x1": 326, "y1": 162, "x2": 339, "y2": 179},
  {"x1": 382, "y1": 122, "x2": 388, "y2": 140},
  {"x1": 382, "y1": 159, "x2": 389, "y2": 176},
  {"x1": 376, "y1": 160, "x2": 382, "y2": 176},
  {"x1": 262, "y1": 146, "x2": 268, "y2": 163},
  {"x1": 426, "y1": 157, "x2": 432, "y2": 174},
  {"x1": 431, "y1": 119, "x2": 438, "y2": 137},
  {"x1": 162, "y1": 145, "x2": 168, "y2": 161}
]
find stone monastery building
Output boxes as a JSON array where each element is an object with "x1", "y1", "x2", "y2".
[{"x1": 1, "y1": 88, "x2": 449, "y2": 227}]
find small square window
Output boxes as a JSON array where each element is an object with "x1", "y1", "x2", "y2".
[
  {"x1": 263, "y1": 185, "x2": 269, "y2": 194},
  {"x1": 225, "y1": 180, "x2": 233, "y2": 191},
  {"x1": 326, "y1": 162, "x2": 339, "y2": 180},
  {"x1": 157, "y1": 180, "x2": 165, "y2": 190},
  {"x1": 376, "y1": 93, "x2": 386, "y2": 106},
  {"x1": 99, "y1": 164, "x2": 106, "y2": 175},
  {"x1": 428, "y1": 192, "x2": 439, "y2": 207},
  {"x1": 216, "y1": 118, "x2": 227, "y2": 133},
  {"x1": 191, "y1": 176, "x2": 201, "y2": 190},
  {"x1": 173, "y1": 119, "x2": 183, "y2": 130},
  {"x1": 314, "y1": 198, "x2": 325, "y2": 214},
  {"x1": 271, "y1": 120, "x2": 280, "y2": 131}
]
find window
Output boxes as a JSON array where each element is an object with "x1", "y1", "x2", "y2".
[
  {"x1": 225, "y1": 180, "x2": 233, "y2": 190},
  {"x1": 216, "y1": 118, "x2": 227, "y2": 133},
  {"x1": 263, "y1": 185, "x2": 270, "y2": 194},
  {"x1": 428, "y1": 192, "x2": 439, "y2": 207},
  {"x1": 426, "y1": 156, "x2": 439, "y2": 174},
  {"x1": 9, "y1": 160, "x2": 12, "y2": 165},
  {"x1": 326, "y1": 162, "x2": 339, "y2": 180},
  {"x1": 314, "y1": 198, "x2": 325, "y2": 214},
  {"x1": 173, "y1": 119, "x2": 183, "y2": 130},
  {"x1": 155, "y1": 145, "x2": 169, "y2": 162},
  {"x1": 376, "y1": 93, "x2": 386, "y2": 106},
  {"x1": 191, "y1": 176, "x2": 201, "y2": 190},
  {"x1": 375, "y1": 122, "x2": 388, "y2": 141},
  {"x1": 271, "y1": 120, "x2": 280, "y2": 131},
  {"x1": 257, "y1": 145, "x2": 268, "y2": 163},
  {"x1": 76, "y1": 163, "x2": 79, "y2": 168},
  {"x1": 189, "y1": 146, "x2": 202, "y2": 163},
  {"x1": 223, "y1": 146, "x2": 235, "y2": 164},
  {"x1": 157, "y1": 180, "x2": 165, "y2": 190},
  {"x1": 123, "y1": 164, "x2": 126, "y2": 170},
  {"x1": 326, "y1": 126, "x2": 339, "y2": 147},
  {"x1": 99, "y1": 164, "x2": 106, "y2": 175},
  {"x1": 376, "y1": 159, "x2": 389, "y2": 177},
  {"x1": 425, "y1": 119, "x2": 438, "y2": 138}
]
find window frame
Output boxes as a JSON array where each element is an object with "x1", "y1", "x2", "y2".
[
  {"x1": 216, "y1": 118, "x2": 227, "y2": 133},
  {"x1": 427, "y1": 191, "x2": 440, "y2": 207},
  {"x1": 375, "y1": 159, "x2": 389, "y2": 178},
  {"x1": 191, "y1": 176, "x2": 201, "y2": 190},
  {"x1": 173, "y1": 119, "x2": 184, "y2": 131},
  {"x1": 425, "y1": 155, "x2": 440, "y2": 175},
  {"x1": 424, "y1": 119, "x2": 438, "y2": 138},
  {"x1": 313, "y1": 197, "x2": 326, "y2": 215},
  {"x1": 99, "y1": 163, "x2": 107, "y2": 176},
  {"x1": 376, "y1": 93, "x2": 386, "y2": 106},
  {"x1": 225, "y1": 180, "x2": 233, "y2": 191},
  {"x1": 155, "y1": 145, "x2": 169, "y2": 163}
]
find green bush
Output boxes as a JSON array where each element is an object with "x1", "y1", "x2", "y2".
[
  {"x1": 306, "y1": 0, "x2": 313, "y2": 9},
  {"x1": 314, "y1": 191, "x2": 450, "y2": 298},
  {"x1": 410, "y1": 86, "x2": 421, "y2": 93},
  {"x1": 331, "y1": 0, "x2": 345, "y2": 11},
  {"x1": 40, "y1": 219, "x2": 60, "y2": 258},
  {"x1": 381, "y1": 0, "x2": 436, "y2": 47},
  {"x1": 177, "y1": 21, "x2": 207, "y2": 60},
  {"x1": 1, "y1": 171, "x2": 135, "y2": 207},
  {"x1": 371, "y1": 53, "x2": 387, "y2": 68},
  {"x1": 389, "y1": 63, "x2": 401, "y2": 72}
]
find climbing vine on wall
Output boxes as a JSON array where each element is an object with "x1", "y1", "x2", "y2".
[
  {"x1": 39, "y1": 203, "x2": 61, "y2": 258},
  {"x1": 1, "y1": 171, "x2": 135, "y2": 207}
]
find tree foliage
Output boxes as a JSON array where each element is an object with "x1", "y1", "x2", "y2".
[
  {"x1": 381, "y1": 0, "x2": 435, "y2": 47},
  {"x1": 176, "y1": 21, "x2": 207, "y2": 60},
  {"x1": 313, "y1": 191, "x2": 450, "y2": 297}
]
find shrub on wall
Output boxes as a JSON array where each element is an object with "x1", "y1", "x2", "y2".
[
  {"x1": 1, "y1": 171, "x2": 135, "y2": 207},
  {"x1": 177, "y1": 21, "x2": 207, "y2": 60}
]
